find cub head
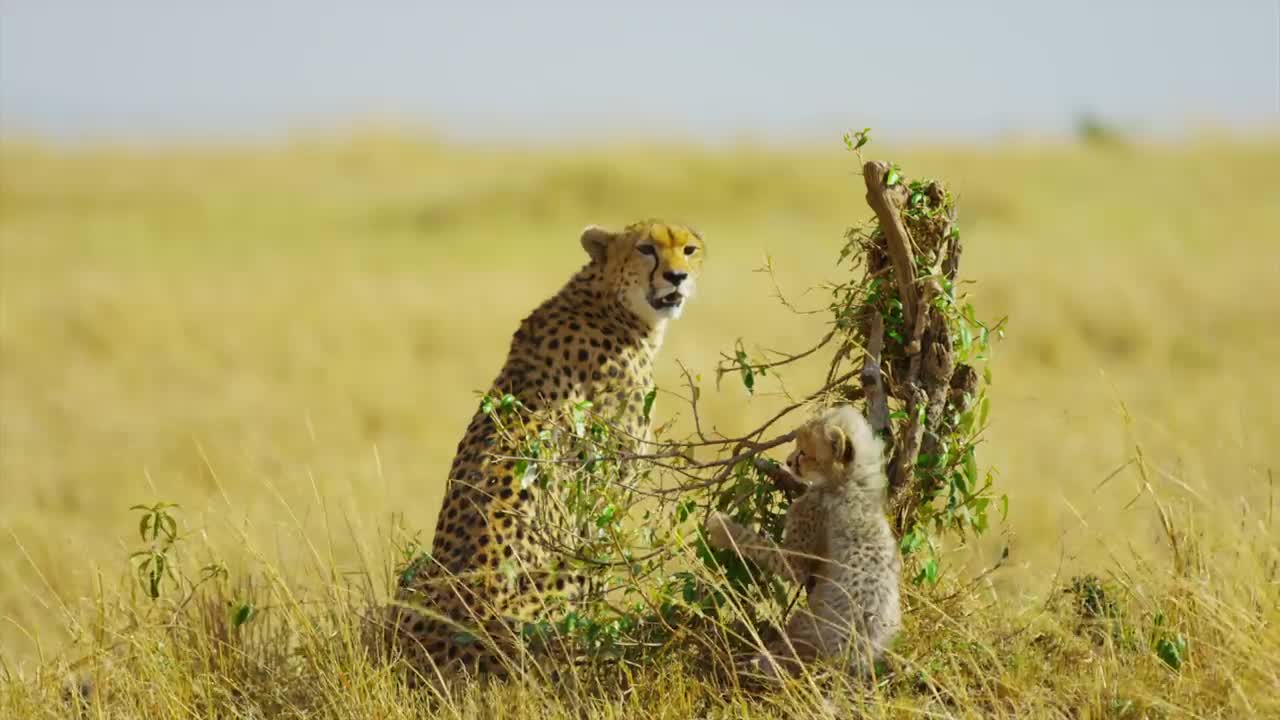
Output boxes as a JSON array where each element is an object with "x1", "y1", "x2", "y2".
[
  {"x1": 580, "y1": 221, "x2": 705, "y2": 324},
  {"x1": 786, "y1": 405, "x2": 886, "y2": 492}
]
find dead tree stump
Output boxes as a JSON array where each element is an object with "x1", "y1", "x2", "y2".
[{"x1": 857, "y1": 161, "x2": 978, "y2": 536}]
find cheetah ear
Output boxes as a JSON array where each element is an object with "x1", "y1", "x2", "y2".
[
  {"x1": 580, "y1": 225, "x2": 614, "y2": 264},
  {"x1": 825, "y1": 426, "x2": 855, "y2": 465}
]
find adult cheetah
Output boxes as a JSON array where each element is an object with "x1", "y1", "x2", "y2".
[{"x1": 380, "y1": 220, "x2": 705, "y2": 684}]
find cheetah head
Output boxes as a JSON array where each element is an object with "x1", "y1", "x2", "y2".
[
  {"x1": 787, "y1": 405, "x2": 886, "y2": 492},
  {"x1": 580, "y1": 221, "x2": 705, "y2": 325}
]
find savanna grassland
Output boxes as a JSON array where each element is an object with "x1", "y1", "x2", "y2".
[{"x1": 1, "y1": 132, "x2": 1278, "y2": 718}]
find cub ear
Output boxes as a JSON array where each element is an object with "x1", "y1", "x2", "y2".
[
  {"x1": 825, "y1": 426, "x2": 855, "y2": 465},
  {"x1": 580, "y1": 225, "x2": 614, "y2": 264}
]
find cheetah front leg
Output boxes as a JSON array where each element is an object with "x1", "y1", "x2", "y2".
[
  {"x1": 753, "y1": 584, "x2": 893, "y2": 682},
  {"x1": 739, "y1": 606, "x2": 831, "y2": 682},
  {"x1": 704, "y1": 493, "x2": 821, "y2": 587}
]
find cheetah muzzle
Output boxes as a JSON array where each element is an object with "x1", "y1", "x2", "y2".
[{"x1": 649, "y1": 288, "x2": 684, "y2": 310}]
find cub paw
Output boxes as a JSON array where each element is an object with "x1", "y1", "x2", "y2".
[
  {"x1": 704, "y1": 512, "x2": 737, "y2": 551},
  {"x1": 736, "y1": 651, "x2": 785, "y2": 687}
]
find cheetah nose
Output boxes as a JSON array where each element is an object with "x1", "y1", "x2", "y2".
[{"x1": 663, "y1": 271, "x2": 688, "y2": 286}]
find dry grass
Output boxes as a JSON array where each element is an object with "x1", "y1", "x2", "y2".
[{"x1": 1, "y1": 132, "x2": 1278, "y2": 717}]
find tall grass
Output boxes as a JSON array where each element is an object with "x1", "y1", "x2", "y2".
[{"x1": 1, "y1": 132, "x2": 1278, "y2": 716}]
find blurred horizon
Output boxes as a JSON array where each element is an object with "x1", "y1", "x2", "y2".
[
  {"x1": 4, "y1": 7, "x2": 1280, "y2": 710},
  {"x1": 2, "y1": 2, "x2": 1278, "y2": 146}
]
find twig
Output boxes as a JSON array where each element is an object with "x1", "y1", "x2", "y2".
[
  {"x1": 716, "y1": 329, "x2": 836, "y2": 377},
  {"x1": 739, "y1": 369, "x2": 860, "y2": 447},
  {"x1": 676, "y1": 360, "x2": 711, "y2": 444},
  {"x1": 706, "y1": 432, "x2": 797, "y2": 481},
  {"x1": 752, "y1": 457, "x2": 807, "y2": 497}
]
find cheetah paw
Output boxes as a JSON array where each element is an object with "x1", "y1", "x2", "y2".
[{"x1": 703, "y1": 512, "x2": 735, "y2": 551}]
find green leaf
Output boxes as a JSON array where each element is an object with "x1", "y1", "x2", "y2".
[
  {"x1": 972, "y1": 497, "x2": 990, "y2": 532},
  {"x1": 479, "y1": 395, "x2": 494, "y2": 415},
  {"x1": 914, "y1": 558, "x2": 939, "y2": 585},
  {"x1": 642, "y1": 388, "x2": 657, "y2": 422},
  {"x1": 1155, "y1": 634, "x2": 1187, "y2": 670},
  {"x1": 899, "y1": 528, "x2": 925, "y2": 555},
  {"x1": 398, "y1": 554, "x2": 430, "y2": 586},
  {"x1": 681, "y1": 576, "x2": 699, "y2": 603},
  {"x1": 963, "y1": 448, "x2": 978, "y2": 490},
  {"x1": 589, "y1": 421, "x2": 607, "y2": 442},
  {"x1": 957, "y1": 321, "x2": 973, "y2": 352},
  {"x1": 595, "y1": 504, "x2": 617, "y2": 529},
  {"x1": 885, "y1": 168, "x2": 901, "y2": 187},
  {"x1": 231, "y1": 603, "x2": 255, "y2": 627},
  {"x1": 559, "y1": 612, "x2": 580, "y2": 634},
  {"x1": 735, "y1": 349, "x2": 755, "y2": 394},
  {"x1": 844, "y1": 128, "x2": 872, "y2": 151},
  {"x1": 519, "y1": 462, "x2": 539, "y2": 490},
  {"x1": 521, "y1": 621, "x2": 550, "y2": 641},
  {"x1": 499, "y1": 393, "x2": 517, "y2": 414}
]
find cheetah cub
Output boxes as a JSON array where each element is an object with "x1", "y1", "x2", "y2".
[{"x1": 705, "y1": 405, "x2": 901, "y2": 680}]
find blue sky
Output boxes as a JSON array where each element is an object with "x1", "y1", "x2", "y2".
[{"x1": 1, "y1": 2, "x2": 1277, "y2": 143}]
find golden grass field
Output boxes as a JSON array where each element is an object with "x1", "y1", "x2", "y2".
[{"x1": 1, "y1": 132, "x2": 1278, "y2": 717}]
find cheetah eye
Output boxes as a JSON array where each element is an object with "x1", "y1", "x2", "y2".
[
  {"x1": 683, "y1": 245, "x2": 697, "y2": 256},
  {"x1": 637, "y1": 245, "x2": 656, "y2": 256}
]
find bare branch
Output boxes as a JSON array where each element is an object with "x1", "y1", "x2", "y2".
[
  {"x1": 889, "y1": 386, "x2": 926, "y2": 500},
  {"x1": 716, "y1": 329, "x2": 836, "y2": 378},
  {"x1": 752, "y1": 457, "x2": 807, "y2": 497},
  {"x1": 863, "y1": 160, "x2": 919, "y2": 325},
  {"x1": 860, "y1": 312, "x2": 891, "y2": 439},
  {"x1": 676, "y1": 360, "x2": 711, "y2": 444}
]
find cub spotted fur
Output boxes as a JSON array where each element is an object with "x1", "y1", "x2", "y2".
[{"x1": 706, "y1": 405, "x2": 901, "y2": 680}]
